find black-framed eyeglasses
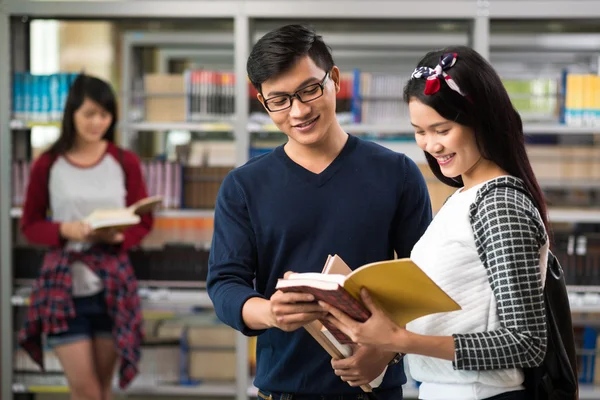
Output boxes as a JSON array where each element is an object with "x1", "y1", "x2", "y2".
[{"x1": 263, "y1": 72, "x2": 330, "y2": 112}]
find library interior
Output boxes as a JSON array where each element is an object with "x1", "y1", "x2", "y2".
[{"x1": 1, "y1": 1, "x2": 599, "y2": 400}]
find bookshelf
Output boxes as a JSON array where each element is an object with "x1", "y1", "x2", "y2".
[{"x1": 3, "y1": 1, "x2": 600, "y2": 399}]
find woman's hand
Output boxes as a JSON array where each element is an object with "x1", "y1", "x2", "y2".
[
  {"x1": 319, "y1": 288, "x2": 408, "y2": 353},
  {"x1": 322, "y1": 288, "x2": 458, "y2": 362},
  {"x1": 59, "y1": 221, "x2": 93, "y2": 242},
  {"x1": 60, "y1": 222, "x2": 124, "y2": 244}
]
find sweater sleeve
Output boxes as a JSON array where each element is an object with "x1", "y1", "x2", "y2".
[
  {"x1": 21, "y1": 153, "x2": 64, "y2": 247},
  {"x1": 392, "y1": 155, "x2": 432, "y2": 258},
  {"x1": 207, "y1": 172, "x2": 265, "y2": 336},
  {"x1": 120, "y1": 150, "x2": 153, "y2": 251},
  {"x1": 452, "y1": 189, "x2": 547, "y2": 370}
]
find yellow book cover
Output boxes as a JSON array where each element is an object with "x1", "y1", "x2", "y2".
[
  {"x1": 565, "y1": 73, "x2": 576, "y2": 125},
  {"x1": 338, "y1": 256, "x2": 461, "y2": 327},
  {"x1": 573, "y1": 74, "x2": 585, "y2": 126},
  {"x1": 594, "y1": 75, "x2": 600, "y2": 126},
  {"x1": 582, "y1": 74, "x2": 595, "y2": 125}
]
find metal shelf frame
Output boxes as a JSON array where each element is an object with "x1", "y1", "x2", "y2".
[
  {"x1": 3, "y1": 2, "x2": 600, "y2": 400},
  {"x1": 6, "y1": 1, "x2": 480, "y2": 19},
  {"x1": 0, "y1": 3, "x2": 13, "y2": 400},
  {"x1": 5, "y1": 0, "x2": 600, "y2": 20}
]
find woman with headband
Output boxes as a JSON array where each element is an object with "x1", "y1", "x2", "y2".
[{"x1": 319, "y1": 46, "x2": 549, "y2": 400}]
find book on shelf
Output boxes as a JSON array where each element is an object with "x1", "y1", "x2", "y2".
[
  {"x1": 83, "y1": 195, "x2": 163, "y2": 230},
  {"x1": 276, "y1": 254, "x2": 461, "y2": 345},
  {"x1": 12, "y1": 72, "x2": 79, "y2": 123}
]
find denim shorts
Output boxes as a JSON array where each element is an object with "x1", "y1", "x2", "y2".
[{"x1": 46, "y1": 292, "x2": 113, "y2": 348}]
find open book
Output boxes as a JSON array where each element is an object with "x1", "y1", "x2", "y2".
[
  {"x1": 83, "y1": 195, "x2": 163, "y2": 230},
  {"x1": 276, "y1": 255, "x2": 461, "y2": 345}
]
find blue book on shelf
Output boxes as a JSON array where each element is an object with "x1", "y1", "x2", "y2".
[
  {"x1": 12, "y1": 72, "x2": 25, "y2": 121},
  {"x1": 49, "y1": 74, "x2": 61, "y2": 122},
  {"x1": 351, "y1": 68, "x2": 362, "y2": 124},
  {"x1": 23, "y1": 73, "x2": 32, "y2": 122},
  {"x1": 178, "y1": 326, "x2": 201, "y2": 386},
  {"x1": 559, "y1": 68, "x2": 567, "y2": 125},
  {"x1": 33, "y1": 74, "x2": 43, "y2": 122},
  {"x1": 70, "y1": 72, "x2": 79, "y2": 86},
  {"x1": 40, "y1": 75, "x2": 50, "y2": 122},
  {"x1": 579, "y1": 326, "x2": 597, "y2": 383},
  {"x1": 58, "y1": 73, "x2": 71, "y2": 116}
]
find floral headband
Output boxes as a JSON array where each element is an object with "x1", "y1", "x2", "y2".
[{"x1": 410, "y1": 52, "x2": 466, "y2": 97}]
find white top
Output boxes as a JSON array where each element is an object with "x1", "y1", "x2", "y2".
[
  {"x1": 49, "y1": 153, "x2": 126, "y2": 296},
  {"x1": 407, "y1": 176, "x2": 548, "y2": 400}
]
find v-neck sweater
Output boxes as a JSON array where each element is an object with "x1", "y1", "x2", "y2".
[
  {"x1": 272, "y1": 135, "x2": 356, "y2": 187},
  {"x1": 207, "y1": 134, "x2": 433, "y2": 395}
]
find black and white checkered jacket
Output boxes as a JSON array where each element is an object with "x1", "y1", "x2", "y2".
[{"x1": 452, "y1": 175, "x2": 548, "y2": 371}]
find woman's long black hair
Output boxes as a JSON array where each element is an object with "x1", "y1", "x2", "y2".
[
  {"x1": 403, "y1": 45, "x2": 549, "y2": 235},
  {"x1": 48, "y1": 74, "x2": 117, "y2": 154}
]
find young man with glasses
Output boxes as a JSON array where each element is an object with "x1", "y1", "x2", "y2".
[{"x1": 207, "y1": 24, "x2": 432, "y2": 400}]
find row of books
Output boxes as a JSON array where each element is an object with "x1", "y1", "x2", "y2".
[
  {"x1": 10, "y1": 149, "x2": 600, "y2": 218},
  {"x1": 12, "y1": 72, "x2": 79, "y2": 123},
  {"x1": 504, "y1": 78, "x2": 559, "y2": 120},
  {"x1": 574, "y1": 326, "x2": 600, "y2": 384},
  {"x1": 8, "y1": 69, "x2": 352, "y2": 125},
  {"x1": 142, "y1": 160, "x2": 182, "y2": 210},
  {"x1": 139, "y1": 69, "x2": 577, "y2": 126},
  {"x1": 13, "y1": 244, "x2": 210, "y2": 282},
  {"x1": 12, "y1": 231, "x2": 599, "y2": 286},
  {"x1": 9, "y1": 159, "x2": 185, "y2": 209},
  {"x1": 10, "y1": 69, "x2": 600, "y2": 129},
  {"x1": 10, "y1": 158, "x2": 232, "y2": 211},
  {"x1": 143, "y1": 71, "x2": 235, "y2": 123},
  {"x1": 554, "y1": 234, "x2": 600, "y2": 286},
  {"x1": 350, "y1": 70, "x2": 408, "y2": 124},
  {"x1": 142, "y1": 71, "x2": 354, "y2": 122},
  {"x1": 149, "y1": 315, "x2": 238, "y2": 383},
  {"x1": 350, "y1": 70, "x2": 600, "y2": 126},
  {"x1": 562, "y1": 72, "x2": 600, "y2": 128}
]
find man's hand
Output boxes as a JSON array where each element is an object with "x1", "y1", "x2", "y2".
[
  {"x1": 268, "y1": 271, "x2": 327, "y2": 332},
  {"x1": 269, "y1": 290, "x2": 327, "y2": 332},
  {"x1": 331, "y1": 345, "x2": 394, "y2": 387}
]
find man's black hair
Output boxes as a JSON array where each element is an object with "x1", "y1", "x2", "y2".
[{"x1": 247, "y1": 24, "x2": 335, "y2": 94}]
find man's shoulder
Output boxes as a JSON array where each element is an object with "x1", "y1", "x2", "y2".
[
  {"x1": 355, "y1": 137, "x2": 411, "y2": 166},
  {"x1": 221, "y1": 150, "x2": 280, "y2": 190},
  {"x1": 233, "y1": 150, "x2": 279, "y2": 176}
]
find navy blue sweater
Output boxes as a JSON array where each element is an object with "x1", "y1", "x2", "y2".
[{"x1": 207, "y1": 135, "x2": 432, "y2": 395}]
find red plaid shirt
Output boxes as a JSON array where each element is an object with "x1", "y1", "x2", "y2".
[{"x1": 18, "y1": 246, "x2": 143, "y2": 389}]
